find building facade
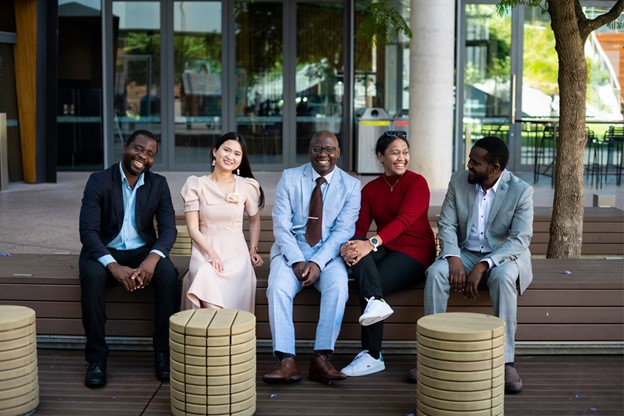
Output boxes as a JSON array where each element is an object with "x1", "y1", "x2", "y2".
[{"x1": 0, "y1": 0, "x2": 621, "y2": 184}]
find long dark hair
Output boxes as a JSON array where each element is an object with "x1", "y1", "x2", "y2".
[{"x1": 212, "y1": 132, "x2": 265, "y2": 209}]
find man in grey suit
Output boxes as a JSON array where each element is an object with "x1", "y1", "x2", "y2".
[
  {"x1": 263, "y1": 130, "x2": 361, "y2": 384},
  {"x1": 423, "y1": 136, "x2": 533, "y2": 394}
]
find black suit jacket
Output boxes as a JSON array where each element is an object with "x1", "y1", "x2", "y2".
[{"x1": 79, "y1": 163, "x2": 177, "y2": 261}]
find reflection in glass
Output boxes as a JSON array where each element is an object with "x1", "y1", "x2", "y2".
[
  {"x1": 173, "y1": 1, "x2": 222, "y2": 165},
  {"x1": 463, "y1": 4, "x2": 511, "y2": 151},
  {"x1": 112, "y1": 2, "x2": 161, "y2": 162},
  {"x1": 520, "y1": 8, "x2": 623, "y2": 170},
  {"x1": 296, "y1": 2, "x2": 344, "y2": 164},
  {"x1": 353, "y1": 1, "x2": 410, "y2": 122},
  {"x1": 235, "y1": 2, "x2": 284, "y2": 165},
  {"x1": 57, "y1": 0, "x2": 104, "y2": 170},
  {"x1": 0, "y1": 43, "x2": 22, "y2": 181}
]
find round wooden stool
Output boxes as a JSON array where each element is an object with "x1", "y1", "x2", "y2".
[
  {"x1": 0, "y1": 305, "x2": 39, "y2": 416},
  {"x1": 416, "y1": 312, "x2": 505, "y2": 416},
  {"x1": 169, "y1": 309, "x2": 256, "y2": 416}
]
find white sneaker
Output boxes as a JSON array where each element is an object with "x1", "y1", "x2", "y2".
[
  {"x1": 341, "y1": 350, "x2": 385, "y2": 376},
  {"x1": 359, "y1": 297, "x2": 394, "y2": 326}
]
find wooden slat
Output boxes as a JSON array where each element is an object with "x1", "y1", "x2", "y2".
[
  {"x1": 1, "y1": 256, "x2": 622, "y2": 343},
  {"x1": 33, "y1": 349, "x2": 624, "y2": 416}
]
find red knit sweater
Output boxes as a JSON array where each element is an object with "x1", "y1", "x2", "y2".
[{"x1": 355, "y1": 170, "x2": 436, "y2": 267}]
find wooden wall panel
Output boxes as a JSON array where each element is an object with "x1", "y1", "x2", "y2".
[{"x1": 13, "y1": 0, "x2": 37, "y2": 183}]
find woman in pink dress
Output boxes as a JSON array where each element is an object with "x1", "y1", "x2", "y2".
[{"x1": 180, "y1": 132, "x2": 265, "y2": 312}]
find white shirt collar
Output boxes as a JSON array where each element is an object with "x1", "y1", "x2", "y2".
[{"x1": 312, "y1": 168, "x2": 335, "y2": 185}]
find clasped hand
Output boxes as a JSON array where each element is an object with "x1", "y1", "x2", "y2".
[
  {"x1": 340, "y1": 240, "x2": 372, "y2": 267},
  {"x1": 108, "y1": 254, "x2": 158, "y2": 292},
  {"x1": 447, "y1": 257, "x2": 487, "y2": 300},
  {"x1": 293, "y1": 261, "x2": 320, "y2": 287}
]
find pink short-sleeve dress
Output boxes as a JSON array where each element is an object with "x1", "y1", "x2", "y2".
[{"x1": 179, "y1": 175, "x2": 261, "y2": 312}]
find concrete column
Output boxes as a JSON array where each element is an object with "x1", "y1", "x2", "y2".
[{"x1": 409, "y1": 0, "x2": 455, "y2": 189}]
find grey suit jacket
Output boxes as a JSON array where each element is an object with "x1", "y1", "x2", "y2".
[
  {"x1": 437, "y1": 169, "x2": 534, "y2": 294},
  {"x1": 270, "y1": 163, "x2": 361, "y2": 271}
]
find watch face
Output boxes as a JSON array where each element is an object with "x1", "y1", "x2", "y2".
[{"x1": 370, "y1": 237, "x2": 379, "y2": 246}]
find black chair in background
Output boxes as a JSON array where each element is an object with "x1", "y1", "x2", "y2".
[{"x1": 603, "y1": 126, "x2": 623, "y2": 186}]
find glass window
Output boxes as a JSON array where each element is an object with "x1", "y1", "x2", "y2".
[
  {"x1": 235, "y1": 2, "x2": 284, "y2": 165},
  {"x1": 353, "y1": 1, "x2": 410, "y2": 119},
  {"x1": 464, "y1": 5, "x2": 511, "y2": 133},
  {"x1": 112, "y1": 2, "x2": 162, "y2": 162},
  {"x1": 57, "y1": 0, "x2": 104, "y2": 170},
  {"x1": 295, "y1": 2, "x2": 345, "y2": 164},
  {"x1": 173, "y1": 1, "x2": 222, "y2": 165},
  {"x1": 0, "y1": 1, "x2": 15, "y2": 33},
  {"x1": 0, "y1": 43, "x2": 21, "y2": 181}
]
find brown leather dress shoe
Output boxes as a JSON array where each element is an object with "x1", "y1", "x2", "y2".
[
  {"x1": 263, "y1": 357, "x2": 302, "y2": 384},
  {"x1": 504, "y1": 365, "x2": 523, "y2": 394},
  {"x1": 406, "y1": 367, "x2": 418, "y2": 384},
  {"x1": 308, "y1": 354, "x2": 347, "y2": 384}
]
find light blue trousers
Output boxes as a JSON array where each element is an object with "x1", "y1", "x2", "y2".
[
  {"x1": 424, "y1": 250, "x2": 519, "y2": 363},
  {"x1": 266, "y1": 254, "x2": 349, "y2": 356}
]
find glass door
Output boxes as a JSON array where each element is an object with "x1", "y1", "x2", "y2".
[
  {"x1": 173, "y1": 1, "x2": 223, "y2": 165},
  {"x1": 294, "y1": 2, "x2": 345, "y2": 165},
  {"x1": 235, "y1": 2, "x2": 284, "y2": 166},
  {"x1": 111, "y1": 1, "x2": 163, "y2": 163},
  {"x1": 57, "y1": 0, "x2": 104, "y2": 171},
  {"x1": 461, "y1": 3, "x2": 512, "y2": 149}
]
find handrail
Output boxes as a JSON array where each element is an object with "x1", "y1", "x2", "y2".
[{"x1": 515, "y1": 117, "x2": 624, "y2": 124}]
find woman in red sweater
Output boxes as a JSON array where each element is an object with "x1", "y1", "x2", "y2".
[{"x1": 339, "y1": 131, "x2": 436, "y2": 377}]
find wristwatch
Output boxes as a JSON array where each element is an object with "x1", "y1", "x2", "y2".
[{"x1": 369, "y1": 236, "x2": 380, "y2": 252}]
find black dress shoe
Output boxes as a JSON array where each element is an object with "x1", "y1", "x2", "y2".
[
  {"x1": 155, "y1": 352, "x2": 170, "y2": 381},
  {"x1": 85, "y1": 361, "x2": 107, "y2": 388}
]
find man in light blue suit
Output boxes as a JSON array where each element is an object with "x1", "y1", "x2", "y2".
[
  {"x1": 263, "y1": 131, "x2": 361, "y2": 384},
  {"x1": 423, "y1": 136, "x2": 533, "y2": 394}
]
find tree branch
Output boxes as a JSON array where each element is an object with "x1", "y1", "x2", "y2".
[
  {"x1": 580, "y1": 0, "x2": 624, "y2": 40},
  {"x1": 573, "y1": 0, "x2": 587, "y2": 31}
]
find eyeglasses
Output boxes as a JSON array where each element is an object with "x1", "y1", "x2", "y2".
[
  {"x1": 309, "y1": 146, "x2": 338, "y2": 155},
  {"x1": 385, "y1": 130, "x2": 407, "y2": 138}
]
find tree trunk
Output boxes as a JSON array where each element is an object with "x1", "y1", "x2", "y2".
[{"x1": 546, "y1": 0, "x2": 587, "y2": 258}]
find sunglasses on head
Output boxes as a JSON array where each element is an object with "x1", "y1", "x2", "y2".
[{"x1": 385, "y1": 131, "x2": 407, "y2": 138}]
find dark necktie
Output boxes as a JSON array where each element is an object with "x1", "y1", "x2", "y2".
[{"x1": 306, "y1": 177, "x2": 326, "y2": 246}]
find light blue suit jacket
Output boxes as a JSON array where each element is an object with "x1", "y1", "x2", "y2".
[
  {"x1": 270, "y1": 163, "x2": 361, "y2": 271},
  {"x1": 437, "y1": 169, "x2": 534, "y2": 294}
]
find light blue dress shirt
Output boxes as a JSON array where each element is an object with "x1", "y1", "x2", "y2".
[{"x1": 98, "y1": 163, "x2": 164, "y2": 268}]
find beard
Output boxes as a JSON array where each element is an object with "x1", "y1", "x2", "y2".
[{"x1": 467, "y1": 170, "x2": 486, "y2": 185}]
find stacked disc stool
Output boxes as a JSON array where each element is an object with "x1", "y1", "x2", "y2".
[
  {"x1": 0, "y1": 305, "x2": 39, "y2": 416},
  {"x1": 416, "y1": 312, "x2": 505, "y2": 416},
  {"x1": 169, "y1": 309, "x2": 256, "y2": 416}
]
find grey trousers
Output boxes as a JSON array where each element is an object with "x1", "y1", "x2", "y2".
[{"x1": 424, "y1": 250, "x2": 519, "y2": 363}]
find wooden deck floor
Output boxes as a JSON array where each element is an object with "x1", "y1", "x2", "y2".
[{"x1": 32, "y1": 349, "x2": 624, "y2": 415}]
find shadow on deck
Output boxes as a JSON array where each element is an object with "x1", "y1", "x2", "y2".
[{"x1": 33, "y1": 349, "x2": 624, "y2": 415}]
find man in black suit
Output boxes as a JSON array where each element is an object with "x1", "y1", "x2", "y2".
[{"x1": 79, "y1": 129, "x2": 179, "y2": 387}]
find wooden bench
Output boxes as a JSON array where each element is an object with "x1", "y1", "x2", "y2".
[
  {"x1": 531, "y1": 207, "x2": 623, "y2": 256},
  {"x1": 0, "y1": 207, "x2": 621, "y2": 352},
  {"x1": 0, "y1": 253, "x2": 622, "y2": 354},
  {"x1": 424, "y1": 206, "x2": 624, "y2": 257},
  {"x1": 173, "y1": 207, "x2": 624, "y2": 259}
]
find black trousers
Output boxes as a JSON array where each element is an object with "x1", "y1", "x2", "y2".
[
  {"x1": 350, "y1": 245, "x2": 426, "y2": 353},
  {"x1": 79, "y1": 246, "x2": 179, "y2": 362}
]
